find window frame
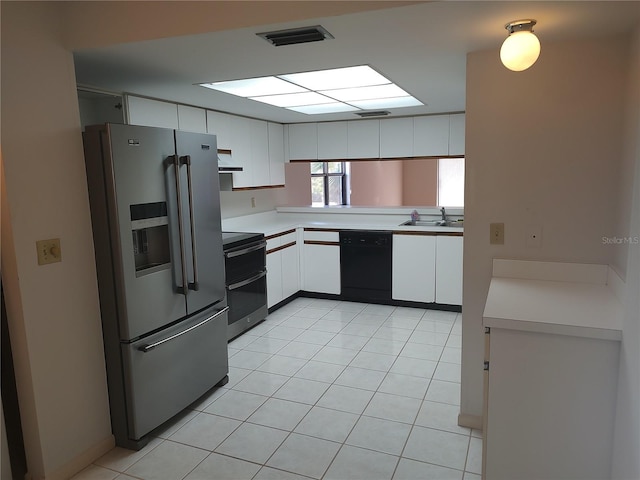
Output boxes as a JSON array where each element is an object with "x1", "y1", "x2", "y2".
[{"x1": 311, "y1": 161, "x2": 348, "y2": 206}]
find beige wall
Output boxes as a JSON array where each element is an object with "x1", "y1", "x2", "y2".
[
  {"x1": 402, "y1": 158, "x2": 438, "y2": 206},
  {"x1": 611, "y1": 25, "x2": 640, "y2": 480},
  {"x1": 1, "y1": 3, "x2": 112, "y2": 478},
  {"x1": 350, "y1": 160, "x2": 403, "y2": 206},
  {"x1": 462, "y1": 33, "x2": 629, "y2": 428}
]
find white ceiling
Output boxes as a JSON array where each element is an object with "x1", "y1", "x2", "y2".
[{"x1": 73, "y1": 1, "x2": 640, "y2": 124}]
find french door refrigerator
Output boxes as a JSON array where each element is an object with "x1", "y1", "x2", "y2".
[{"x1": 83, "y1": 123, "x2": 228, "y2": 450}]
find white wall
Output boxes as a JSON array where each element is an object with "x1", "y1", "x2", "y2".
[
  {"x1": 463, "y1": 35, "x2": 629, "y2": 423},
  {"x1": 1, "y1": 3, "x2": 113, "y2": 478},
  {"x1": 611, "y1": 25, "x2": 640, "y2": 480}
]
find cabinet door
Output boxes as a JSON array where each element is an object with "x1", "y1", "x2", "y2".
[
  {"x1": 230, "y1": 116, "x2": 253, "y2": 188},
  {"x1": 177, "y1": 105, "x2": 206, "y2": 133},
  {"x1": 348, "y1": 120, "x2": 379, "y2": 159},
  {"x1": 413, "y1": 115, "x2": 449, "y2": 157},
  {"x1": 266, "y1": 250, "x2": 283, "y2": 308},
  {"x1": 288, "y1": 123, "x2": 318, "y2": 160},
  {"x1": 380, "y1": 117, "x2": 413, "y2": 158},
  {"x1": 318, "y1": 121, "x2": 348, "y2": 160},
  {"x1": 303, "y1": 244, "x2": 340, "y2": 294},
  {"x1": 435, "y1": 236, "x2": 463, "y2": 305},
  {"x1": 250, "y1": 119, "x2": 270, "y2": 187},
  {"x1": 392, "y1": 234, "x2": 436, "y2": 302},
  {"x1": 126, "y1": 96, "x2": 179, "y2": 130},
  {"x1": 281, "y1": 242, "x2": 300, "y2": 299},
  {"x1": 206, "y1": 111, "x2": 232, "y2": 149},
  {"x1": 268, "y1": 122, "x2": 286, "y2": 186},
  {"x1": 448, "y1": 114, "x2": 465, "y2": 156}
]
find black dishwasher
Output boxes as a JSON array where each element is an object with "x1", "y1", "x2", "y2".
[{"x1": 340, "y1": 230, "x2": 392, "y2": 302}]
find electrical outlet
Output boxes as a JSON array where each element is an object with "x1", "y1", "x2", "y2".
[
  {"x1": 490, "y1": 223, "x2": 504, "y2": 245},
  {"x1": 251, "y1": 197, "x2": 256, "y2": 208},
  {"x1": 36, "y1": 238, "x2": 62, "y2": 265},
  {"x1": 526, "y1": 225, "x2": 542, "y2": 248}
]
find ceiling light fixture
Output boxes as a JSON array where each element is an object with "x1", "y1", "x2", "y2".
[
  {"x1": 500, "y1": 19, "x2": 540, "y2": 72},
  {"x1": 198, "y1": 65, "x2": 423, "y2": 115}
]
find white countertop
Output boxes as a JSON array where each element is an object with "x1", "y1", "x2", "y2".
[
  {"x1": 483, "y1": 260, "x2": 623, "y2": 341},
  {"x1": 221, "y1": 208, "x2": 464, "y2": 236}
]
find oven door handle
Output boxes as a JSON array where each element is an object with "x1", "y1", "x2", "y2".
[
  {"x1": 224, "y1": 241, "x2": 267, "y2": 258},
  {"x1": 227, "y1": 270, "x2": 267, "y2": 291}
]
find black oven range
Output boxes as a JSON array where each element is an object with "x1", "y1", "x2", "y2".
[{"x1": 222, "y1": 232, "x2": 268, "y2": 340}]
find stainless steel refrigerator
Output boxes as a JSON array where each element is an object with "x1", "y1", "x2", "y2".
[{"x1": 83, "y1": 123, "x2": 228, "y2": 450}]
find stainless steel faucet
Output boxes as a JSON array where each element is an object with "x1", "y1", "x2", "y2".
[{"x1": 440, "y1": 207, "x2": 447, "y2": 221}]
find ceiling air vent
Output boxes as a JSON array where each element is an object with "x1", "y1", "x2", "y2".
[
  {"x1": 355, "y1": 111, "x2": 391, "y2": 118},
  {"x1": 257, "y1": 25, "x2": 334, "y2": 47}
]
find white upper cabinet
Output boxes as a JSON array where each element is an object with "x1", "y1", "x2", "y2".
[
  {"x1": 288, "y1": 123, "x2": 318, "y2": 160},
  {"x1": 413, "y1": 115, "x2": 449, "y2": 157},
  {"x1": 268, "y1": 122, "x2": 286, "y2": 186},
  {"x1": 317, "y1": 121, "x2": 348, "y2": 160},
  {"x1": 126, "y1": 96, "x2": 179, "y2": 130},
  {"x1": 177, "y1": 105, "x2": 206, "y2": 133},
  {"x1": 250, "y1": 119, "x2": 270, "y2": 187},
  {"x1": 380, "y1": 117, "x2": 414, "y2": 158},
  {"x1": 348, "y1": 120, "x2": 380, "y2": 159},
  {"x1": 206, "y1": 110, "x2": 233, "y2": 149},
  {"x1": 448, "y1": 113, "x2": 465, "y2": 156},
  {"x1": 229, "y1": 115, "x2": 253, "y2": 188}
]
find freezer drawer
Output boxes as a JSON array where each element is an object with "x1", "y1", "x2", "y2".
[{"x1": 121, "y1": 306, "x2": 229, "y2": 440}]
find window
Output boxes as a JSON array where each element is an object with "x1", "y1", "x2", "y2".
[
  {"x1": 437, "y1": 158, "x2": 465, "y2": 207},
  {"x1": 310, "y1": 162, "x2": 348, "y2": 206}
]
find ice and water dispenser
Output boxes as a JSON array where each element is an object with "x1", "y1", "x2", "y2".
[{"x1": 130, "y1": 202, "x2": 171, "y2": 276}]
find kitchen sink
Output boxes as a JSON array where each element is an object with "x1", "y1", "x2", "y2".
[{"x1": 399, "y1": 220, "x2": 463, "y2": 227}]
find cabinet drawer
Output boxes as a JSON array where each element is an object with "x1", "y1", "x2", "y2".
[{"x1": 303, "y1": 230, "x2": 340, "y2": 242}]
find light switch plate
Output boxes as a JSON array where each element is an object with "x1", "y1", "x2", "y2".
[
  {"x1": 490, "y1": 223, "x2": 505, "y2": 245},
  {"x1": 36, "y1": 238, "x2": 62, "y2": 265}
]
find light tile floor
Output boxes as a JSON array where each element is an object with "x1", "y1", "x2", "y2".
[{"x1": 73, "y1": 298, "x2": 483, "y2": 480}]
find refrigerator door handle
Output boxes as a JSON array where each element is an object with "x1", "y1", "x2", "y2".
[
  {"x1": 179, "y1": 155, "x2": 199, "y2": 291},
  {"x1": 137, "y1": 306, "x2": 229, "y2": 352},
  {"x1": 227, "y1": 270, "x2": 267, "y2": 291},
  {"x1": 169, "y1": 154, "x2": 188, "y2": 295}
]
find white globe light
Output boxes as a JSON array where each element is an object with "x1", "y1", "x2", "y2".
[{"x1": 500, "y1": 30, "x2": 541, "y2": 71}]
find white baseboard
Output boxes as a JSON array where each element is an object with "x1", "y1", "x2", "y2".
[
  {"x1": 46, "y1": 435, "x2": 114, "y2": 480},
  {"x1": 458, "y1": 413, "x2": 483, "y2": 430}
]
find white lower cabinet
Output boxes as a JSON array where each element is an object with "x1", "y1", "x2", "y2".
[
  {"x1": 302, "y1": 230, "x2": 340, "y2": 295},
  {"x1": 435, "y1": 235, "x2": 463, "y2": 305},
  {"x1": 266, "y1": 230, "x2": 299, "y2": 308},
  {"x1": 266, "y1": 250, "x2": 283, "y2": 309},
  {"x1": 392, "y1": 234, "x2": 436, "y2": 302},
  {"x1": 281, "y1": 241, "x2": 300, "y2": 299}
]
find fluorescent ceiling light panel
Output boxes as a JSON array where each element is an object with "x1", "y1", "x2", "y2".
[
  {"x1": 200, "y1": 76, "x2": 305, "y2": 97},
  {"x1": 279, "y1": 65, "x2": 389, "y2": 91},
  {"x1": 349, "y1": 96, "x2": 424, "y2": 109},
  {"x1": 198, "y1": 65, "x2": 423, "y2": 115},
  {"x1": 321, "y1": 84, "x2": 409, "y2": 102},
  {"x1": 287, "y1": 103, "x2": 360, "y2": 114},
  {"x1": 250, "y1": 91, "x2": 333, "y2": 107}
]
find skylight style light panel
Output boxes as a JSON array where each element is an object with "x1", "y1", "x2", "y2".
[
  {"x1": 200, "y1": 76, "x2": 306, "y2": 97},
  {"x1": 349, "y1": 96, "x2": 424, "y2": 109},
  {"x1": 321, "y1": 84, "x2": 409, "y2": 102},
  {"x1": 279, "y1": 65, "x2": 389, "y2": 91},
  {"x1": 250, "y1": 91, "x2": 333, "y2": 107},
  {"x1": 287, "y1": 103, "x2": 360, "y2": 114}
]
